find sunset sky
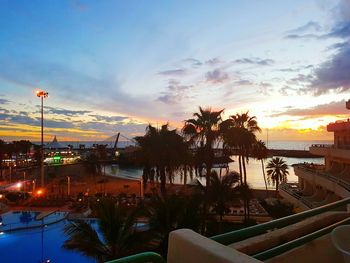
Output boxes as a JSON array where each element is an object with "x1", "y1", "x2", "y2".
[{"x1": 0, "y1": 0, "x2": 349, "y2": 142}]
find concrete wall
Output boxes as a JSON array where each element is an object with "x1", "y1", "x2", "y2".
[
  {"x1": 294, "y1": 167, "x2": 350, "y2": 198},
  {"x1": 168, "y1": 229, "x2": 262, "y2": 263}
]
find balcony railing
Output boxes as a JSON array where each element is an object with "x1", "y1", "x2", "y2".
[
  {"x1": 279, "y1": 183, "x2": 314, "y2": 208},
  {"x1": 310, "y1": 144, "x2": 333, "y2": 148},
  {"x1": 310, "y1": 144, "x2": 350, "y2": 150},
  {"x1": 295, "y1": 165, "x2": 350, "y2": 192},
  {"x1": 107, "y1": 197, "x2": 350, "y2": 263}
]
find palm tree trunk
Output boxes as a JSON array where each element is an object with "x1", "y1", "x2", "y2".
[
  {"x1": 242, "y1": 154, "x2": 247, "y2": 186},
  {"x1": 160, "y1": 166, "x2": 166, "y2": 196},
  {"x1": 0, "y1": 160, "x2": 3, "y2": 180},
  {"x1": 261, "y1": 159, "x2": 268, "y2": 197},
  {"x1": 275, "y1": 178, "x2": 279, "y2": 197},
  {"x1": 238, "y1": 155, "x2": 243, "y2": 185}
]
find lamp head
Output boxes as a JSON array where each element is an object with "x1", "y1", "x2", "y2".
[{"x1": 36, "y1": 90, "x2": 49, "y2": 98}]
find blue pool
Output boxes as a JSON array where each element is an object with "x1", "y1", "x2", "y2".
[
  {"x1": 0, "y1": 211, "x2": 95, "y2": 263},
  {"x1": 0, "y1": 211, "x2": 67, "y2": 231}
]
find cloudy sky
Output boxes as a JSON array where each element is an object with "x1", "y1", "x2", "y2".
[{"x1": 0, "y1": 0, "x2": 350, "y2": 142}]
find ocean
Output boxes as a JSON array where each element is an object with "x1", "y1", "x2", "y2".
[
  {"x1": 104, "y1": 155, "x2": 324, "y2": 190},
  {"x1": 40, "y1": 139, "x2": 329, "y2": 189},
  {"x1": 103, "y1": 139, "x2": 329, "y2": 189},
  {"x1": 36, "y1": 139, "x2": 333, "y2": 151}
]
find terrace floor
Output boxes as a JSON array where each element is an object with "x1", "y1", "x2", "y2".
[{"x1": 267, "y1": 233, "x2": 344, "y2": 263}]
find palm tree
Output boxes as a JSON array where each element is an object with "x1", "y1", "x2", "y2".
[
  {"x1": 221, "y1": 112, "x2": 261, "y2": 186},
  {"x1": 182, "y1": 107, "x2": 224, "y2": 183},
  {"x1": 266, "y1": 157, "x2": 289, "y2": 196},
  {"x1": 207, "y1": 171, "x2": 240, "y2": 223},
  {"x1": 252, "y1": 140, "x2": 269, "y2": 196},
  {"x1": 146, "y1": 193, "x2": 203, "y2": 255},
  {"x1": 135, "y1": 124, "x2": 187, "y2": 195},
  {"x1": 63, "y1": 199, "x2": 147, "y2": 262},
  {"x1": 237, "y1": 183, "x2": 253, "y2": 222}
]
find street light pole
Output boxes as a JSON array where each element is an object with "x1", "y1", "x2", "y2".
[{"x1": 36, "y1": 90, "x2": 48, "y2": 189}]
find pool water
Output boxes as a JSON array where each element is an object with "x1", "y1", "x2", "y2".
[
  {"x1": 0, "y1": 211, "x2": 67, "y2": 231},
  {"x1": 0, "y1": 218, "x2": 95, "y2": 263}
]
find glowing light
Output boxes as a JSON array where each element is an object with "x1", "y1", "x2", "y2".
[
  {"x1": 0, "y1": 194, "x2": 3, "y2": 199},
  {"x1": 0, "y1": 232, "x2": 4, "y2": 235},
  {"x1": 36, "y1": 90, "x2": 49, "y2": 98},
  {"x1": 36, "y1": 189, "x2": 43, "y2": 196},
  {"x1": 16, "y1": 182, "x2": 22, "y2": 188}
]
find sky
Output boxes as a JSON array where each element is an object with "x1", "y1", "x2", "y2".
[{"x1": 0, "y1": 0, "x2": 350, "y2": 142}]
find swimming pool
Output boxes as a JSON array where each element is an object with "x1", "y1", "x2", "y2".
[
  {"x1": 0, "y1": 211, "x2": 149, "y2": 262},
  {"x1": 0, "y1": 211, "x2": 95, "y2": 263},
  {"x1": 0, "y1": 211, "x2": 67, "y2": 231}
]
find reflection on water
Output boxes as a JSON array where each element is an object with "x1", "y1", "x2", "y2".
[{"x1": 105, "y1": 156, "x2": 324, "y2": 189}]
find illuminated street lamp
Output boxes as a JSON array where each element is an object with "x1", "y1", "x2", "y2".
[{"x1": 36, "y1": 90, "x2": 48, "y2": 188}]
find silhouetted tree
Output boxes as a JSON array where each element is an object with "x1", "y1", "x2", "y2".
[
  {"x1": 63, "y1": 199, "x2": 148, "y2": 262},
  {"x1": 252, "y1": 140, "x2": 269, "y2": 196},
  {"x1": 266, "y1": 157, "x2": 289, "y2": 196},
  {"x1": 135, "y1": 124, "x2": 187, "y2": 195}
]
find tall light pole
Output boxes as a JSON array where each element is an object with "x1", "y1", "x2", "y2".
[{"x1": 36, "y1": 90, "x2": 48, "y2": 189}]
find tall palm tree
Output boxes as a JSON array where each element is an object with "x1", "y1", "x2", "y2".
[
  {"x1": 182, "y1": 107, "x2": 224, "y2": 183},
  {"x1": 63, "y1": 199, "x2": 147, "y2": 262},
  {"x1": 237, "y1": 183, "x2": 253, "y2": 222},
  {"x1": 221, "y1": 112, "x2": 261, "y2": 186},
  {"x1": 207, "y1": 171, "x2": 240, "y2": 222},
  {"x1": 252, "y1": 140, "x2": 269, "y2": 196},
  {"x1": 135, "y1": 124, "x2": 187, "y2": 195},
  {"x1": 183, "y1": 107, "x2": 223, "y2": 233},
  {"x1": 266, "y1": 157, "x2": 289, "y2": 196}
]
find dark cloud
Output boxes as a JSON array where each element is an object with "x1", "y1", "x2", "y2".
[
  {"x1": 0, "y1": 56, "x2": 156, "y2": 121},
  {"x1": 278, "y1": 86, "x2": 300, "y2": 96},
  {"x1": 234, "y1": 79, "x2": 253, "y2": 86},
  {"x1": 270, "y1": 100, "x2": 349, "y2": 117},
  {"x1": 287, "y1": 74, "x2": 313, "y2": 86},
  {"x1": 205, "y1": 69, "x2": 229, "y2": 83},
  {"x1": 287, "y1": 21, "x2": 322, "y2": 34},
  {"x1": 0, "y1": 98, "x2": 10, "y2": 105},
  {"x1": 157, "y1": 80, "x2": 191, "y2": 104},
  {"x1": 308, "y1": 0, "x2": 350, "y2": 95},
  {"x1": 1, "y1": 111, "x2": 76, "y2": 129},
  {"x1": 205, "y1": 58, "x2": 222, "y2": 66},
  {"x1": 182, "y1": 58, "x2": 203, "y2": 67},
  {"x1": 329, "y1": 41, "x2": 349, "y2": 50},
  {"x1": 278, "y1": 65, "x2": 313, "y2": 72},
  {"x1": 234, "y1": 57, "x2": 274, "y2": 66},
  {"x1": 258, "y1": 82, "x2": 273, "y2": 95},
  {"x1": 78, "y1": 121, "x2": 147, "y2": 136},
  {"x1": 44, "y1": 119, "x2": 76, "y2": 129},
  {"x1": 309, "y1": 42, "x2": 350, "y2": 95},
  {"x1": 0, "y1": 107, "x2": 10, "y2": 114},
  {"x1": 325, "y1": 22, "x2": 350, "y2": 38},
  {"x1": 44, "y1": 106, "x2": 92, "y2": 116},
  {"x1": 158, "y1": 69, "x2": 187, "y2": 76},
  {"x1": 89, "y1": 114, "x2": 128, "y2": 122},
  {"x1": 284, "y1": 33, "x2": 320, "y2": 40}
]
